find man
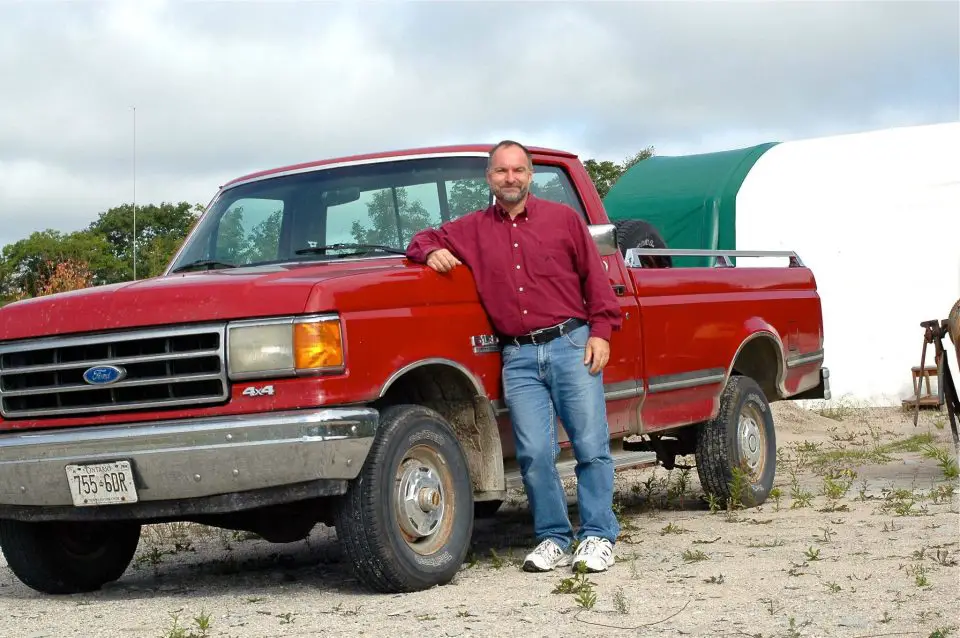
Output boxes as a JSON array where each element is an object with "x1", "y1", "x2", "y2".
[{"x1": 405, "y1": 140, "x2": 622, "y2": 573}]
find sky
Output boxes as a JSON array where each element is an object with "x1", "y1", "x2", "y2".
[{"x1": 0, "y1": 0, "x2": 957, "y2": 249}]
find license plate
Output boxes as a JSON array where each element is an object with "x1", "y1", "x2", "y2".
[{"x1": 65, "y1": 460, "x2": 139, "y2": 507}]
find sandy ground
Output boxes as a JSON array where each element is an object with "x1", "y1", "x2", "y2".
[{"x1": 1, "y1": 402, "x2": 958, "y2": 638}]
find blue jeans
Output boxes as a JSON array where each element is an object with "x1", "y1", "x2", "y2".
[{"x1": 501, "y1": 323, "x2": 619, "y2": 550}]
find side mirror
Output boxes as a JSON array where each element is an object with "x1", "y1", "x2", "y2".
[{"x1": 588, "y1": 223, "x2": 618, "y2": 257}]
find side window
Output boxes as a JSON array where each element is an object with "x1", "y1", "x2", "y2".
[
  {"x1": 326, "y1": 183, "x2": 444, "y2": 249},
  {"x1": 530, "y1": 165, "x2": 586, "y2": 216},
  {"x1": 215, "y1": 198, "x2": 284, "y2": 264}
]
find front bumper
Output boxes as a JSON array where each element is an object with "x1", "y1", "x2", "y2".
[{"x1": 0, "y1": 407, "x2": 377, "y2": 515}]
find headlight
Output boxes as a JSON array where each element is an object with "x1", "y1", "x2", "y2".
[{"x1": 227, "y1": 314, "x2": 344, "y2": 379}]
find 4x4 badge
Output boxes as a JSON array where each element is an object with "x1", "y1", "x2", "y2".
[{"x1": 241, "y1": 385, "x2": 275, "y2": 397}]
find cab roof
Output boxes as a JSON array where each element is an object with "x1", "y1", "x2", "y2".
[{"x1": 221, "y1": 143, "x2": 579, "y2": 189}]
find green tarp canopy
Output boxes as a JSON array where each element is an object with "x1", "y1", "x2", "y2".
[{"x1": 602, "y1": 142, "x2": 779, "y2": 267}]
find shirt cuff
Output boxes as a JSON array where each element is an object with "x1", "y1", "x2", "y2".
[{"x1": 589, "y1": 322, "x2": 612, "y2": 341}]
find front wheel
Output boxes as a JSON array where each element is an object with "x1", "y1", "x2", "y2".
[
  {"x1": 334, "y1": 404, "x2": 474, "y2": 593},
  {"x1": 0, "y1": 519, "x2": 141, "y2": 594},
  {"x1": 695, "y1": 375, "x2": 776, "y2": 508}
]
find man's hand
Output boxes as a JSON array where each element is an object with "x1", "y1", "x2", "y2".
[
  {"x1": 584, "y1": 337, "x2": 610, "y2": 374},
  {"x1": 426, "y1": 248, "x2": 462, "y2": 273}
]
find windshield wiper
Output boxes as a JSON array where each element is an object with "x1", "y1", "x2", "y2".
[
  {"x1": 170, "y1": 259, "x2": 239, "y2": 274},
  {"x1": 294, "y1": 243, "x2": 406, "y2": 256}
]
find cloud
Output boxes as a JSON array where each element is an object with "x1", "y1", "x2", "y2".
[{"x1": 0, "y1": 0, "x2": 956, "y2": 247}]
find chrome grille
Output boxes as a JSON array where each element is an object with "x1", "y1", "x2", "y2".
[{"x1": 0, "y1": 324, "x2": 229, "y2": 419}]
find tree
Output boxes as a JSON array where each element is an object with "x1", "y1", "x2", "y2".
[
  {"x1": 37, "y1": 259, "x2": 94, "y2": 296},
  {"x1": 448, "y1": 179, "x2": 489, "y2": 219},
  {"x1": 351, "y1": 188, "x2": 433, "y2": 247},
  {"x1": 0, "y1": 229, "x2": 121, "y2": 299},
  {"x1": 584, "y1": 146, "x2": 654, "y2": 198},
  {"x1": 87, "y1": 201, "x2": 203, "y2": 279}
]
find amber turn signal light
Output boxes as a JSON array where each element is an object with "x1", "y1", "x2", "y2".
[{"x1": 294, "y1": 319, "x2": 344, "y2": 370}]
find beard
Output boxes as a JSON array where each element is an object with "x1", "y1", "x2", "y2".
[{"x1": 493, "y1": 182, "x2": 529, "y2": 203}]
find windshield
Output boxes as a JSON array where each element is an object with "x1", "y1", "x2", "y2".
[{"x1": 167, "y1": 154, "x2": 586, "y2": 272}]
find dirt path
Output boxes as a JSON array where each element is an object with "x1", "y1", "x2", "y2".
[{"x1": 2, "y1": 403, "x2": 957, "y2": 638}]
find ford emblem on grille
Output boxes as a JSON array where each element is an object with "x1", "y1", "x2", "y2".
[{"x1": 82, "y1": 365, "x2": 127, "y2": 385}]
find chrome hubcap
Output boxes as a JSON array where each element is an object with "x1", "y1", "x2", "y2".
[
  {"x1": 738, "y1": 409, "x2": 764, "y2": 474},
  {"x1": 396, "y1": 460, "x2": 445, "y2": 539}
]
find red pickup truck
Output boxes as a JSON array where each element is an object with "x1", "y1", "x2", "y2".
[{"x1": 0, "y1": 144, "x2": 829, "y2": 595}]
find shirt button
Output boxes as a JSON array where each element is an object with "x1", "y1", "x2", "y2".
[
  {"x1": 523, "y1": 310, "x2": 528, "y2": 314},
  {"x1": 519, "y1": 287, "x2": 524, "y2": 292},
  {"x1": 512, "y1": 223, "x2": 517, "y2": 227},
  {"x1": 516, "y1": 264, "x2": 520, "y2": 269},
  {"x1": 514, "y1": 242, "x2": 518, "y2": 248}
]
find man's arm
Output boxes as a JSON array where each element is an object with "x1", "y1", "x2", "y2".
[
  {"x1": 406, "y1": 213, "x2": 478, "y2": 272},
  {"x1": 568, "y1": 210, "x2": 622, "y2": 342}
]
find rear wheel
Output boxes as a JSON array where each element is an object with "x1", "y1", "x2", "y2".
[
  {"x1": 695, "y1": 375, "x2": 776, "y2": 507},
  {"x1": 0, "y1": 519, "x2": 141, "y2": 594},
  {"x1": 334, "y1": 404, "x2": 473, "y2": 592}
]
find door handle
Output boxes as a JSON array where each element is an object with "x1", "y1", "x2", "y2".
[{"x1": 612, "y1": 284, "x2": 626, "y2": 296}]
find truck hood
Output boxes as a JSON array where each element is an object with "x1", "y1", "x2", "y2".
[{"x1": 0, "y1": 260, "x2": 409, "y2": 342}]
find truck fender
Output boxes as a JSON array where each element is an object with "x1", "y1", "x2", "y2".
[
  {"x1": 377, "y1": 358, "x2": 506, "y2": 496},
  {"x1": 725, "y1": 325, "x2": 788, "y2": 402}
]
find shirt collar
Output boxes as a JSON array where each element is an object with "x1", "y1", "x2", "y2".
[{"x1": 493, "y1": 193, "x2": 539, "y2": 220}]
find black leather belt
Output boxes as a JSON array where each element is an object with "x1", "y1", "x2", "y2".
[{"x1": 505, "y1": 318, "x2": 587, "y2": 347}]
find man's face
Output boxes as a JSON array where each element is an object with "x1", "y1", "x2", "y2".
[{"x1": 486, "y1": 145, "x2": 533, "y2": 204}]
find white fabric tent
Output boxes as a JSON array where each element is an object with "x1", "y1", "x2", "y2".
[{"x1": 735, "y1": 122, "x2": 960, "y2": 406}]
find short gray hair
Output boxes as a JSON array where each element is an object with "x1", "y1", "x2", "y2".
[{"x1": 487, "y1": 140, "x2": 533, "y2": 170}]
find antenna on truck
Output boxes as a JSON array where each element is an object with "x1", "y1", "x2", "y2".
[{"x1": 132, "y1": 105, "x2": 137, "y2": 281}]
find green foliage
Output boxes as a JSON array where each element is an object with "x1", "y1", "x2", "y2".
[
  {"x1": 1, "y1": 201, "x2": 201, "y2": 304},
  {"x1": 584, "y1": 147, "x2": 654, "y2": 198}
]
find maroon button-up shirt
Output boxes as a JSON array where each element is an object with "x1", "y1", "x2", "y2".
[{"x1": 405, "y1": 194, "x2": 622, "y2": 341}]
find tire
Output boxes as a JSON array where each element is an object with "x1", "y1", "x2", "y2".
[
  {"x1": 334, "y1": 404, "x2": 474, "y2": 593},
  {"x1": 614, "y1": 219, "x2": 672, "y2": 268},
  {"x1": 695, "y1": 375, "x2": 776, "y2": 508},
  {"x1": 0, "y1": 519, "x2": 141, "y2": 594}
]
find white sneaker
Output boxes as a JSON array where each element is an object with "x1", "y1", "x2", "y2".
[
  {"x1": 522, "y1": 539, "x2": 573, "y2": 572},
  {"x1": 572, "y1": 536, "x2": 615, "y2": 572}
]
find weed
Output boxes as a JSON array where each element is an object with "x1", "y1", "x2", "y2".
[
  {"x1": 769, "y1": 486, "x2": 783, "y2": 511},
  {"x1": 727, "y1": 465, "x2": 752, "y2": 513},
  {"x1": 907, "y1": 563, "x2": 930, "y2": 587},
  {"x1": 815, "y1": 526, "x2": 834, "y2": 544},
  {"x1": 759, "y1": 598, "x2": 780, "y2": 615},
  {"x1": 660, "y1": 522, "x2": 685, "y2": 535},
  {"x1": 668, "y1": 467, "x2": 692, "y2": 507},
  {"x1": 933, "y1": 549, "x2": 957, "y2": 567},
  {"x1": 747, "y1": 538, "x2": 784, "y2": 548},
  {"x1": 705, "y1": 492, "x2": 721, "y2": 513},
  {"x1": 553, "y1": 563, "x2": 597, "y2": 610},
  {"x1": 682, "y1": 549, "x2": 709, "y2": 562},
  {"x1": 804, "y1": 546, "x2": 821, "y2": 561},
  {"x1": 824, "y1": 581, "x2": 841, "y2": 593},
  {"x1": 921, "y1": 443, "x2": 959, "y2": 480},
  {"x1": 703, "y1": 574, "x2": 725, "y2": 584},
  {"x1": 612, "y1": 586, "x2": 628, "y2": 614},
  {"x1": 162, "y1": 610, "x2": 211, "y2": 638},
  {"x1": 785, "y1": 616, "x2": 811, "y2": 638}
]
